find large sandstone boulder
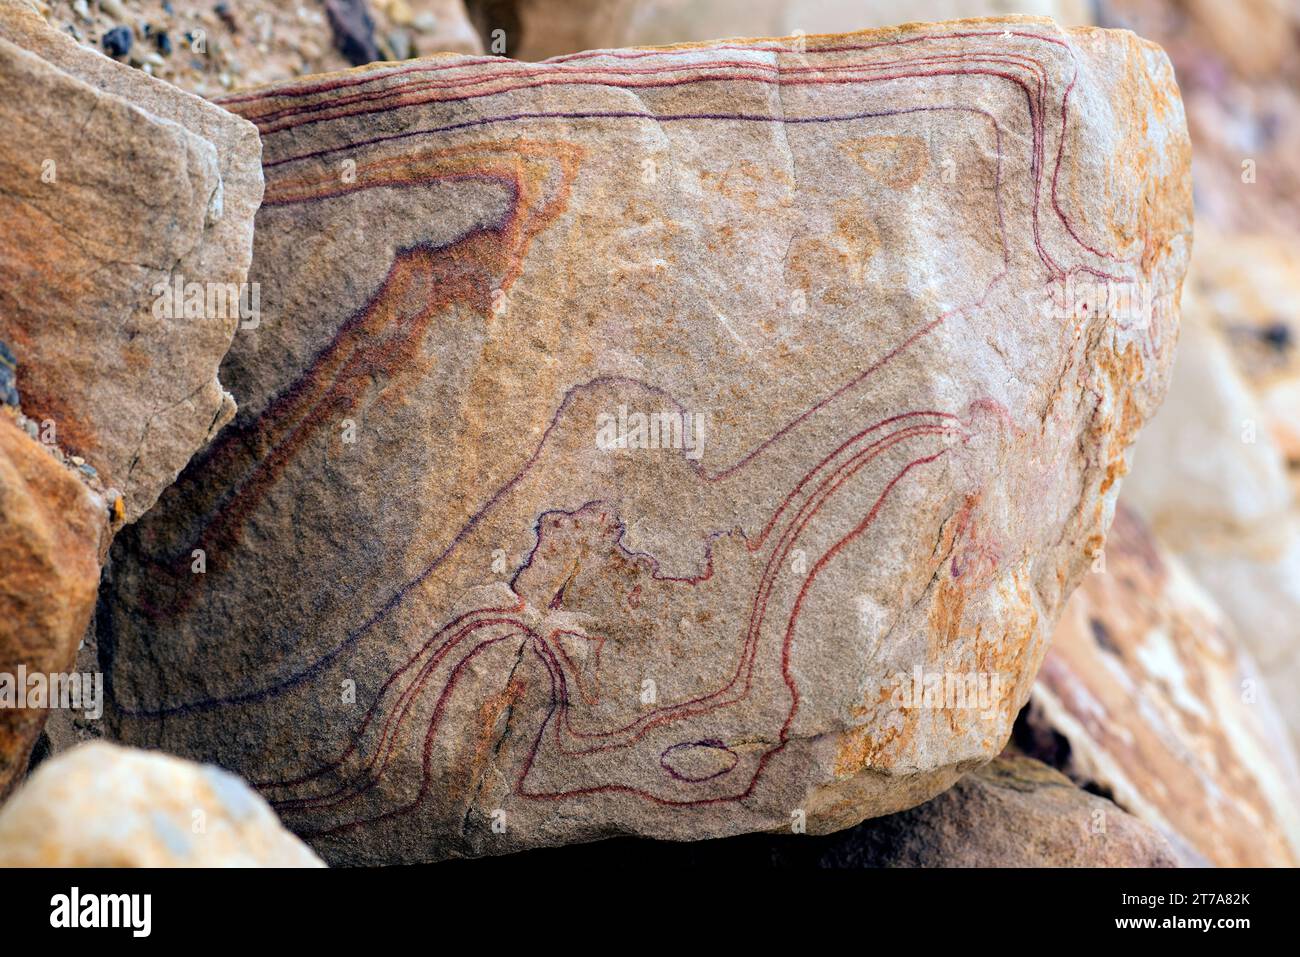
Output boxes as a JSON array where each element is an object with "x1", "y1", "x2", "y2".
[
  {"x1": 0, "y1": 742, "x2": 324, "y2": 867},
  {"x1": 1025, "y1": 506, "x2": 1300, "y2": 867},
  {"x1": 98, "y1": 18, "x2": 1191, "y2": 862}
]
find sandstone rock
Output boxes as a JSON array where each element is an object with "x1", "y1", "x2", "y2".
[
  {"x1": 1025, "y1": 505, "x2": 1300, "y2": 867},
  {"x1": 1190, "y1": 232, "x2": 1300, "y2": 489},
  {"x1": 0, "y1": 0, "x2": 264, "y2": 524},
  {"x1": 0, "y1": 414, "x2": 106, "y2": 797},
  {"x1": 98, "y1": 18, "x2": 1191, "y2": 863},
  {"x1": 791, "y1": 755, "x2": 1180, "y2": 867},
  {"x1": 0, "y1": 1, "x2": 262, "y2": 791},
  {"x1": 468, "y1": 0, "x2": 1092, "y2": 60},
  {"x1": 1124, "y1": 235, "x2": 1300, "y2": 750},
  {"x1": 508, "y1": 753, "x2": 1180, "y2": 866},
  {"x1": 0, "y1": 742, "x2": 325, "y2": 866}
]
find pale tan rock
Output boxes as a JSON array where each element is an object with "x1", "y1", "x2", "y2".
[
  {"x1": 798, "y1": 755, "x2": 1180, "y2": 867},
  {"x1": 0, "y1": 414, "x2": 107, "y2": 797},
  {"x1": 0, "y1": 742, "x2": 325, "y2": 866},
  {"x1": 1125, "y1": 234, "x2": 1300, "y2": 751},
  {"x1": 0, "y1": 1, "x2": 261, "y2": 791},
  {"x1": 468, "y1": 0, "x2": 1092, "y2": 60},
  {"x1": 1026, "y1": 506, "x2": 1300, "y2": 867},
  {"x1": 0, "y1": 0, "x2": 263, "y2": 524},
  {"x1": 99, "y1": 18, "x2": 1191, "y2": 862},
  {"x1": 1190, "y1": 232, "x2": 1300, "y2": 485}
]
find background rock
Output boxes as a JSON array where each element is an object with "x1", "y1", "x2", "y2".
[
  {"x1": 97, "y1": 18, "x2": 1190, "y2": 863},
  {"x1": 1123, "y1": 233, "x2": 1300, "y2": 752},
  {"x1": 1025, "y1": 505, "x2": 1300, "y2": 867},
  {"x1": 1096, "y1": 0, "x2": 1300, "y2": 240},
  {"x1": 32, "y1": 0, "x2": 482, "y2": 95},
  {"x1": 467, "y1": 0, "x2": 1092, "y2": 60},
  {"x1": 0, "y1": 742, "x2": 325, "y2": 866},
  {"x1": 0, "y1": 0, "x2": 263, "y2": 524},
  {"x1": 0, "y1": 0, "x2": 261, "y2": 791}
]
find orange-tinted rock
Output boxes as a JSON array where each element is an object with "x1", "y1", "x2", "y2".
[
  {"x1": 1026, "y1": 505, "x2": 1300, "y2": 867},
  {"x1": 0, "y1": 414, "x2": 107, "y2": 796}
]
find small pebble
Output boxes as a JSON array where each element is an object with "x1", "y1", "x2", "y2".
[
  {"x1": 102, "y1": 24, "x2": 132, "y2": 59},
  {"x1": 214, "y1": 1, "x2": 238, "y2": 32},
  {"x1": 0, "y1": 340, "x2": 18, "y2": 407},
  {"x1": 72, "y1": 0, "x2": 91, "y2": 22},
  {"x1": 99, "y1": 0, "x2": 128, "y2": 20},
  {"x1": 155, "y1": 31, "x2": 172, "y2": 55},
  {"x1": 387, "y1": 29, "x2": 411, "y2": 62},
  {"x1": 1262, "y1": 321, "x2": 1293, "y2": 351}
]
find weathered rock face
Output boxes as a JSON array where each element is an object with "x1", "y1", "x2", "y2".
[
  {"x1": 504, "y1": 753, "x2": 1180, "y2": 866},
  {"x1": 0, "y1": 0, "x2": 263, "y2": 524},
  {"x1": 0, "y1": 742, "x2": 324, "y2": 866},
  {"x1": 98, "y1": 18, "x2": 1191, "y2": 862},
  {"x1": 468, "y1": 0, "x2": 1092, "y2": 61},
  {"x1": 1124, "y1": 234, "x2": 1300, "y2": 752},
  {"x1": 1025, "y1": 506, "x2": 1300, "y2": 867},
  {"x1": 0, "y1": 415, "x2": 106, "y2": 796},
  {"x1": 793, "y1": 755, "x2": 1180, "y2": 867}
]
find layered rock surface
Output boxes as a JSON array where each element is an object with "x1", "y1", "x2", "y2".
[
  {"x1": 0, "y1": 742, "x2": 324, "y2": 866},
  {"x1": 1026, "y1": 506, "x2": 1300, "y2": 867},
  {"x1": 98, "y1": 18, "x2": 1191, "y2": 862},
  {"x1": 34, "y1": 0, "x2": 482, "y2": 95}
]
